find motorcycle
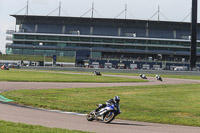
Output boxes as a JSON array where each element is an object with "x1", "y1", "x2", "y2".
[
  {"x1": 156, "y1": 75, "x2": 163, "y2": 82},
  {"x1": 94, "y1": 71, "x2": 102, "y2": 76},
  {"x1": 86, "y1": 104, "x2": 120, "y2": 123},
  {"x1": 140, "y1": 74, "x2": 147, "y2": 79},
  {"x1": 1, "y1": 65, "x2": 9, "y2": 70}
]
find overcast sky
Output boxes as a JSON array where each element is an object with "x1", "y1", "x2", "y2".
[{"x1": 0, "y1": 0, "x2": 198, "y2": 53}]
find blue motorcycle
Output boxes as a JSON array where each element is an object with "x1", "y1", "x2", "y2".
[{"x1": 86, "y1": 104, "x2": 120, "y2": 123}]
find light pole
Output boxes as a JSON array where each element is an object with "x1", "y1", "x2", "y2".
[
  {"x1": 44, "y1": 54, "x2": 45, "y2": 67},
  {"x1": 190, "y1": 0, "x2": 198, "y2": 70}
]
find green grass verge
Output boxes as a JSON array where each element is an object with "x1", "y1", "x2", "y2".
[
  {"x1": 2, "y1": 84, "x2": 200, "y2": 126},
  {"x1": 0, "y1": 120, "x2": 90, "y2": 133},
  {"x1": 0, "y1": 54, "x2": 75, "y2": 63},
  {"x1": 0, "y1": 70, "x2": 146, "y2": 83}
]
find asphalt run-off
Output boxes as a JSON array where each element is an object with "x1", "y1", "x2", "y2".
[{"x1": 1, "y1": 73, "x2": 200, "y2": 133}]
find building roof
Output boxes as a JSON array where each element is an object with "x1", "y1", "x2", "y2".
[{"x1": 11, "y1": 15, "x2": 194, "y2": 29}]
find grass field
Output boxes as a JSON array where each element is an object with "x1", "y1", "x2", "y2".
[
  {"x1": 2, "y1": 84, "x2": 200, "y2": 127},
  {"x1": 0, "y1": 70, "x2": 146, "y2": 83},
  {"x1": 0, "y1": 120, "x2": 90, "y2": 133}
]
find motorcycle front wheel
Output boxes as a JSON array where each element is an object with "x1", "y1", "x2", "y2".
[
  {"x1": 103, "y1": 111, "x2": 116, "y2": 123},
  {"x1": 86, "y1": 111, "x2": 95, "y2": 121}
]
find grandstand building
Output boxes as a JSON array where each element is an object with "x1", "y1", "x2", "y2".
[{"x1": 6, "y1": 15, "x2": 200, "y2": 69}]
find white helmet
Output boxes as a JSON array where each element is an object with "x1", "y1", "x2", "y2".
[{"x1": 114, "y1": 96, "x2": 120, "y2": 103}]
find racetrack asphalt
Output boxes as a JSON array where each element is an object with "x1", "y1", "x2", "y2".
[{"x1": 0, "y1": 73, "x2": 200, "y2": 133}]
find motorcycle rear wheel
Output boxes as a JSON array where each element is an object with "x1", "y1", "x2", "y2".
[
  {"x1": 86, "y1": 111, "x2": 95, "y2": 121},
  {"x1": 103, "y1": 111, "x2": 115, "y2": 123}
]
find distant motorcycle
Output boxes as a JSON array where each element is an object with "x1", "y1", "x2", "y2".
[
  {"x1": 94, "y1": 71, "x2": 102, "y2": 76},
  {"x1": 1, "y1": 65, "x2": 9, "y2": 70},
  {"x1": 86, "y1": 104, "x2": 120, "y2": 123},
  {"x1": 140, "y1": 74, "x2": 147, "y2": 79},
  {"x1": 156, "y1": 75, "x2": 163, "y2": 81}
]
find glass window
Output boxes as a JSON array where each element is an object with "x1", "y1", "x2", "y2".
[
  {"x1": 79, "y1": 44, "x2": 90, "y2": 47},
  {"x1": 80, "y1": 37, "x2": 91, "y2": 42},
  {"x1": 36, "y1": 36, "x2": 46, "y2": 40},
  {"x1": 114, "y1": 39, "x2": 124, "y2": 43},
  {"x1": 92, "y1": 44, "x2": 103, "y2": 47},
  {"x1": 169, "y1": 48, "x2": 189, "y2": 52},
  {"x1": 14, "y1": 41, "x2": 24, "y2": 44},
  {"x1": 34, "y1": 50, "x2": 44, "y2": 55},
  {"x1": 68, "y1": 43, "x2": 77, "y2": 47},
  {"x1": 59, "y1": 36, "x2": 68, "y2": 41},
  {"x1": 33, "y1": 42, "x2": 39, "y2": 45},
  {"x1": 135, "y1": 46, "x2": 146, "y2": 50},
  {"x1": 14, "y1": 35, "x2": 24, "y2": 39},
  {"x1": 67, "y1": 51, "x2": 75, "y2": 57},
  {"x1": 69, "y1": 37, "x2": 79, "y2": 41},
  {"x1": 6, "y1": 48, "x2": 13, "y2": 54},
  {"x1": 23, "y1": 49, "x2": 34, "y2": 55},
  {"x1": 91, "y1": 52, "x2": 101, "y2": 58},
  {"x1": 125, "y1": 39, "x2": 132, "y2": 44},
  {"x1": 57, "y1": 43, "x2": 66, "y2": 47},
  {"x1": 103, "y1": 38, "x2": 113, "y2": 43},
  {"x1": 47, "y1": 36, "x2": 58, "y2": 40},
  {"x1": 92, "y1": 38, "x2": 102, "y2": 42},
  {"x1": 45, "y1": 50, "x2": 56, "y2": 56},
  {"x1": 157, "y1": 47, "x2": 169, "y2": 51},
  {"x1": 25, "y1": 35, "x2": 35, "y2": 40},
  {"x1": 13, "y1": 49, "x2": 23, "y2": 54},
  {"x1": 44, "y1": 42, "x2": 57, "y2": 46},
  {"x1": 150, "y1": 40, "x2": 159, "y2": 44}
]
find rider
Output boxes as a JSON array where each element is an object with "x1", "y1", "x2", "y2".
[
  {"x1": 95, "y1": 96, "x2": 121, "y2": 114},
  {"x1": 140, "y1": 74, "x2": 146, "y2": 79},
  {"x1": 1, "y1": 65, "x2": 4, "y2": 70},
  {"x1": 1, "y1": 64, "x2": 7, "y2": 70},
  {"x1": 155, "y1": 74, "x2": 162, "y2": 81},
  {"x1": 156, "y1": 74, "x2": 161, "y2": 79}
]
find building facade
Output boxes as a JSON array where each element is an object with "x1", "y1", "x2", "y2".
[{"x1": 6, "y1": 15, "x2": 200, "y2": 68}]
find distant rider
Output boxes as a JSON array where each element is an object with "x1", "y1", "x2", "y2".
[
  {"x1": 95, "y1": 96, "x2": 121, "y2": 114},
  {"x1": 155, "y1": 74, "x2": 162, "y2": 81},
  {"x1": 1, "y1": 64, "x2": 7, "y2": 70},
  {"x1": 140, "y1": 74, "x2": 147, "y2": 79},
  {"x1": 1, "y1": 65, "x2": 5, "y2": 70}
]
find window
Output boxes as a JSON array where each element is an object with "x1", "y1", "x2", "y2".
[
  {"x1": 34, "y1": 50, "x2": 44, "y2": 55},
  {"x1": 36, "y1": 36, "x2": 46, "y2": 40},
  {"x1": 44, "y1": 42, "x2": 57, "y2": 46},
  {"x1": 68, "y1": 43, "x2": 77, "y2": 47},
  {"x1": 25, "y1": 35, "x2": 35, "y2": 40},
  {"x1": 125, "y1": 39, "x2": 132, "y2": 44},
  {"x1": 47, "y1": 36, "x2": 58, "y2": 40},
  {"x1": 92, "y1": 38, "x2": 102, "y2": 42},
  {"x1": 114, "y1": 39, "x2": 124, "y2": 43},
  {"x1": 23, "y1": 49, "x2": 34, "y2": 55},
  {"x1": 103, "y1": 38, "x2": 113, "y2": 43},
  {"x1": 14, "y1": 35, "x2": 24, "y2": 39},
  {"x1": 13, "y1": 49, "x2": 23, "y2": 54},
  {"x1": 69, "y1": 37, "x2": 79, "y2": 41},
  {"x1": 59, "y1": 36, "x2": 68, "y2": 41},
  {"x1": 80, "y1": 37, "x2": 91, "y2": 42}
]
